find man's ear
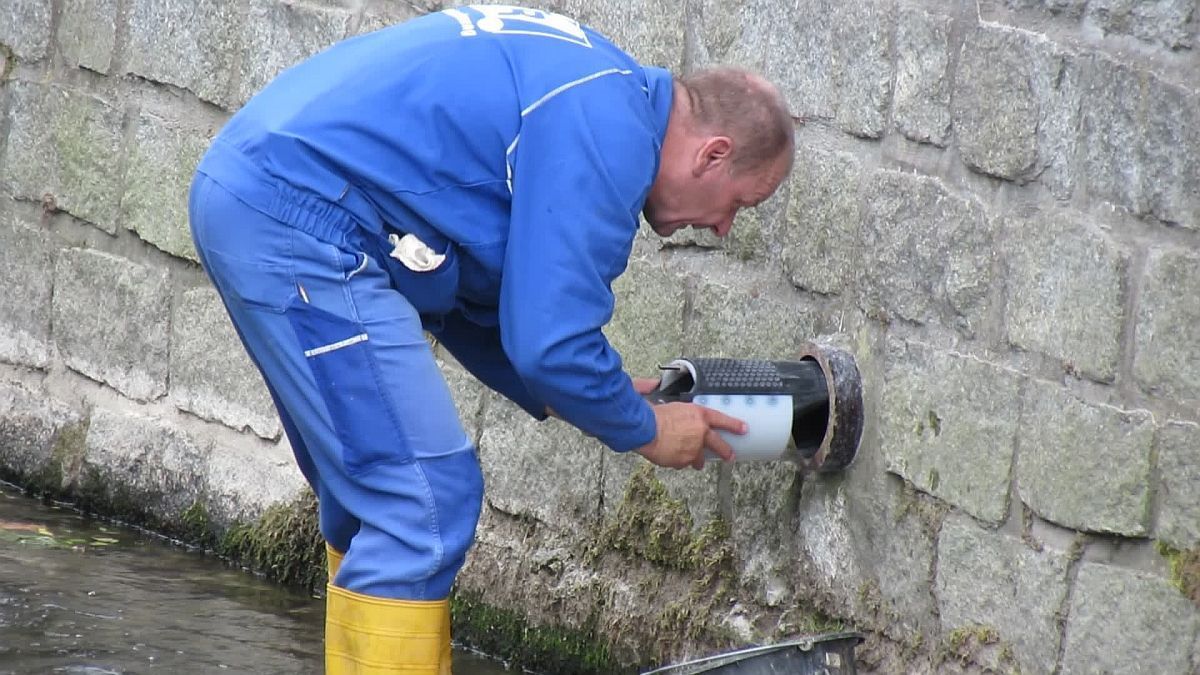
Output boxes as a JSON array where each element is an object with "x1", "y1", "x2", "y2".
[{"x1": 692, "y1": 136, "x2": 734, "y2": 176}]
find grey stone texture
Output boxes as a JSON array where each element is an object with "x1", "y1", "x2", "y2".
[
  {"x1": 121, "y1": 113, "x2": 210, "y2": 261},
  {"x1": 607, "y1": 246, "x2": 686, "y2": 379},
  {"x1": 53, "y1": 248, "x2": 171, "y2": 402},
  {"x1": 709, "y1": 0, "x2": 893, "y2": 137},
  {"x1": 0, "y1": 0, "x2": 52, "y2": 61},
  {"x1": 204, "y1": 438, "x2": 306, "y2": 526},
  {"x1": 781, "y1": 145, "x2": 864, "y2": 296},
  {"x1": 602, "y1": 447, "x2": 721, "y2": 538},
  {"x1": 170, "y1": 287, "x2": 281, "y2": 440},
  {"x1": 685, "y1": 271, "x2": 818, "y2": 361},
  {"x1": 828, "y1": 1, "x2": 894, "y2": 139},
  {"x1": 936, "y1": 515, "x2": 1070, "y2": 674},
  {"x1": 0, "y1": 219, "x2": 55, "y2": 369},
  {"x1": 557, "y1": 0, "x2": 684, "y2": 70},
  {"x1": 1061, "y1": 562, "x2": 1200, "y2": 675},
  {"x1": 1081, "y1": 57, "x2": 1200, "y2": 230},
  {"x1": 893, "y1": 7, "x2": 952, "y2": 146},
  {"x1": 1017, "y1": 380, "x2": 1155, "y2": 536},
  {"x1": 434, "y1": 351, "x2": 491, "y2": 445},
  {"x1": 1134, "y1": 250, "x2": 1200, "y2": 402},
  {"x1": 83, "y1": 408, "x2": 211, "y2": 521},
  {"x1": 58, "y1": 0, "x2": 119, "y2": 73},
  {"x1": 0, "y1": 381, "x2": 86, "y2": 487},
  {"x1": 860, "y1": 170, "x2": 996, "y2": 337},
  {"x1": 1142, "y1": 77, "x2": 1200, "y2": 230},
  {"x1": 880, "y1": 340, "x2": 1020, "y2": 524},
  {"x1": 1004, "y1": 214, "x2": 1129, "y2": 383},
  {"x1": 1157, "y1": 421, "x2": 1200, "y2": 549},
  {"x1": 127, "y1": 0, "x2": 241, "y2": 105},
  {"x1": 792, "y1": 448, "x2": 940, "y2": 644},
  {"x1": 233, "y1": 0, "x2": 354, "y2": 106},
  {"x1": 478, "y1": 398, "x2": 604, "y2": 528},
  {"x1": 356, "y1": 0, "x2": 437, "y2": 35},
  {"x1": 953, "y1": 25, "x2": 1082, "y2": 197},
  {"x1": 2, "y1": 82, "x2": 125, "y2": 233},
  {"x1": 1003, "y1": 0, "x2": 1088, "y2": 16},
  {"x1": 357, "y1": 0, "x2": 439, "y2": 34},
  {"x1": 1081, "y1": 56, "x2": 1143, "y2": 219},
  {"x1": 1086, "y1": 0, "x2": 1196, "y2": 50}
]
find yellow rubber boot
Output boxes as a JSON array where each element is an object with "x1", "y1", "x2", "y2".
[
  {"x1": 325, "y1": 583, "x2": 452, "y2": 674},
  {"x1": 326, "y1": 543, "x2": 345, "y2": 582},
  {"x1": 440, "y1": 602, "x2": 452, "y2": 675}
]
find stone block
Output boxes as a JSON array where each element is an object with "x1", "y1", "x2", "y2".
[
  {"x1": 860, "y1": 170, "x2": 996, "y2": 337},
  {"x1": 893, "y1": 7, "x2": 952, "y2": 146},
  {"x1": 557, "y1": 0, "x2": 684, "y2": 70},
  {"x1": 2, "y1": 82, "x2": 125, "y2": 233},
  {"x1": 355, "y1": 0, "x2": 436, "y2": 35},
  {"x1": 936, "y1": 515, "x2": 1070, "y2": 674},
  {"x1": 953, "y1": 25, "x2": 1081, "y2": 197},
  {"x1": 1080, "y1": 55, "x2": 1144, "y2": 218},
  {"x1": 121, "y1": 113, "x2": 210, "y2": 261},
  {"x1": 126, "y1": 0, "x2": 241, "y2": 106},
  {"x1": 723, "y1": 0, "x2": 835, "y2": 126},
  {"x1": 717, "y1": 0, "x2": 892, "y2": 137},
  {"x1": 780, "y1": 145, "x2": 864, "y2": 296},
  {"x1": 53, "y1": 248, "x2": 171, "y2": 402},
  {"x1": 234, "y1": 0, "x2": 354, "y2": 107},
  {"x1": 1134, "y1": 250, "x2": 1200, "y2": 401},
  {"x1": 1004, "y1": 214, "x2": 1128, "y2": 383},
  {"x1": 0, "y1": 381, "x2": 87, "y2": 489},
  {"x1": 1002, "y1": 0, "x2": 1087, "y2": 16},
  {"x1": 829, "y1": 0, "x2": 894, "y2": 139},
  {"x1": 170, "y1": 287, "x2": 281, "y2": 440},
  {"x1": 607, "y1": 246, "x2": 686, "y2": 379},
  {"x1": 1143, "y1": 77, "x2": 1199, "y2": 231},
  {"x1": 204, "y1": 438, "x2": 307, "y2": 526},
  {"x1": 686, "y1": 273, "x2": 818, "y2": 359},
  {"x1": 880, "y1": 340, "x2": 1020, "y2": 523},
  {"x1": 478, "y1": 398, "x2": 603, "y2": 528},
  {"x1": 1017, "y1": 380, "x2": 1154, "y2": 535},
  {"x1": 0, "y1": 0, "x2": 52, "y2": 61},
  {"x1": 791, "y1": 468, "x2": 939, "y2": 643},
  {"x1": 731, "y1": 461, "x2": 803, "y2": 606},
  {"x1": 0, "y1": 219, "x2": 54, "y2": 369},
  {"x1": 58, "y1": 0, "x2": 118, "y2": 72},
  {"x1": 1086, "y1": 0, "x2": 1195, "y2": 50},
  {"x1": 1061, "y1": 562, "x2": 1199, "y2": 674},
  {"x1": 1157, "y1": 421, "x2": 1200, "y2": 549},
  {"x1": 601, "y1": 447, "x2": 721, "y2": 537},
  {"x1": 434, "y1": 350, "x2": 491, "y2": 445},
  {"x1": 82, "y1": 408, "x2": 211, "y2": 521}
]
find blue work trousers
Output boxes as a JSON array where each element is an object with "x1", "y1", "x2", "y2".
[{"x1": 187, "y1": 172, "x2": 484, "y2": 600}]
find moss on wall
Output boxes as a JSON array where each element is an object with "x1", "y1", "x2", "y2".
[{"x1": 1156, "y1": 541, "x2": 1200, "y2": 608}]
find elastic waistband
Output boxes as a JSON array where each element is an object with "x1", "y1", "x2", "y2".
[{"x1": 196, "y1": 140, "x2": 382, "y2": 249}]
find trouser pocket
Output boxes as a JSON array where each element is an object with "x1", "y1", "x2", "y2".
[{"x1": 287, "y1": 299, "x2": 412, "y2": 472}]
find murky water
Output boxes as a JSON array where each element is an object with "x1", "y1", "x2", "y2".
[{"x1": 0, "y1": 484, "x2": 512, "y2": 674}]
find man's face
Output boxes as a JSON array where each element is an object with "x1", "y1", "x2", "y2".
[{"x1": 644, "y1": 152, "x2": 789, "y2": 239}]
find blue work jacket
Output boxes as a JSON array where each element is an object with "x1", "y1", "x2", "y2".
[{"x1": 196, "y1": 5, "x2": 671, "y2": 452}]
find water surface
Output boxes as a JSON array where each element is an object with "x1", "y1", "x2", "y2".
[{"x1": 0, "y1": 484, "x2": 511, "y2": 674}]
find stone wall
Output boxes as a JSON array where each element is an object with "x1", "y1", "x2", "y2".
[{"x1": 1, "y1": 1, "x2": 1198, "y2": 672}]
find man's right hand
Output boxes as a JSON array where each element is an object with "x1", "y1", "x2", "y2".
[{"x1": 635, "y1": 402, "x2": 746, "y2": 470}]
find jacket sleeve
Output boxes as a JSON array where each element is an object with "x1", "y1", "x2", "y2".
[
  {"x1": 500, "y1": 73, "x2": 659, "y2": 452},
  {"x1": 430, "y1": 310, "x2": 547, "y2": 420}
]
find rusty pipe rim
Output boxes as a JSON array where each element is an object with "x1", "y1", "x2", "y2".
[{"x1": 795, "y1": 342, "x2": 863, "y2": 473}]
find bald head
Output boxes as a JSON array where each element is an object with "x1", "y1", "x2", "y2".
[{"x1": 677, "y1": 67, "x2": 795, "y2": 173}]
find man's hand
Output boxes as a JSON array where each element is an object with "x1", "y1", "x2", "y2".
[{"x1": 635, "y1": 402, "x2": 745, "y2": 470}]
